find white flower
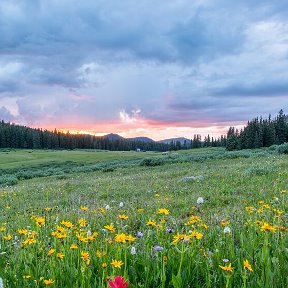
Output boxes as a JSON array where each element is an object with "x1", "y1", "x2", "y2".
[
  {"x1": 87, "y1": 230, "x2": 92, "y2": 236},
  {"x1": 131, "y1": 246, "x2": 137, "y2": 255},
  {"x1": 223, "y1": 227, "x2": 231, "y2": 234},
  {"x1": 105, "y1": 205, "x2": 110, "y2": 210},
  {"x1": 196, "y1": 197, "x2": 204, "y2": 204},
  {"x1": 0, "y1": 277, "x2": 3, "y2": 288},
  {"x1": 222, "y1": 258, "x2": 230, "y2": 263},
  {"x1": 119, "y1": 202, "x2": 124, "y2": 208}
]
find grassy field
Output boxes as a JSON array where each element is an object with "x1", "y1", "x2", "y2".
[{"x1": 0, "y1": 147, "x2": 287, "y2": 287}]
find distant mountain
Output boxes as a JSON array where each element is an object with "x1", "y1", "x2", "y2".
[
  {"x1": 127, "y1": 137, "x2": 155, "y2": 143},
  {"x1": 102, "y1": 133, "x2": 124, "y2": 140},
  {"x1": 158, "y1": 137, "x2": 191, "y2": 144}
]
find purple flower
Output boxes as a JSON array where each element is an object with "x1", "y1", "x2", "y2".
[
  {"x1": 166, "y1": 227, "x2": 173, "y2": 233},
  {"x1": 154, "y1": 245, "x2": 164, "y2": 252},
  {"x1": 137, "y1": 231, "x2": 143, "y2": 238}
]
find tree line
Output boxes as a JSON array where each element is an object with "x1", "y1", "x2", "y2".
[
  {"x1": 226, "y1": 109, "x2": 288, "y2": 150},
  {"x1": 0, "y1": 120, "x2": 227, "y2": 151}
]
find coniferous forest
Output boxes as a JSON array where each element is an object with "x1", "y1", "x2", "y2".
[
  {"x1": 0, "y1": 121, "x2": 226, "y2": 151},
  {"x1": 226, "y1": 109, "x2": 288, "y2": 150},
  {"x1": 1, "y1": 110, "x2": 287, "y2": 152}
]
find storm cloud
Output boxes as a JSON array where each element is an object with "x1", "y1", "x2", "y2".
[{"x1": 0, "y1": 0, "x2": 287, "y2": 139}]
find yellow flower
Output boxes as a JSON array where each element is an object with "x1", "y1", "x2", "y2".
[
  {"x1": 18, "y1": 229, "x2": 28, "y2": 235},
  {"x1": 172, "y1": 233, "x2": 190, "y2": 244},
  {"x1": 245, "y1": 206, "x2": 255, "y2": 214},
  {"x1": 104, "y1": 224, "x2": 116, "y2": 233},
  {"x1": 70, "y1": 243, "x2": 78, "y2": 250},
  {"x1": 43, "y1": 279, "x2": 55, "y2": 285},
  {"x1": 78, "y1": 218, "x2": 88, "y2": 227},
  {"x1": 81, "y1": 251, "x2": 91, "y2": 265},
  {"x1": 0, "y1": 227, "x2": 6, "y2": 232},
  {"x1": 102, "y1": 262, "x2": 107, "y2": 268},
  {"x1": 99, "y1": 208, "x2": 105, "y2": 213},
  {"x1": 3, "y1": 234, "x2": 12, "y2": 241},
  {"x1": 22, "y1": 238, "x2": 37, "y2": 246},
  {"x1": 190, "y1": 231, "x2": 203, "y2": 240},
  {"x1": 35, "y1": 216, "x2": 45, "y2": 227},
  {"x1": 23, "y1": 275, "x2": 32, "y2": 279},
  {"x1": 80, "y1": 205, "x2": 89, "y2": 212},
  {"x1": 44, "y1": 207, "x2": 51, "y2": 212},
  {"x1": 220, "y1": 220, "x2": 230, "y2": 226},
  {"x1": 260, "y1": 222, "x2": 277, "y2": 233},
  {"x1": 60, "y1": 220, "x2": 74, "y2": 228},
  {"x1": 219, "y1": 263, "x2": 233, "y2": 272},
  {"x1": 56, "y1": 252, "x2": 65, "y2": 260},
  {"x1": 158, "y1": 208, "x2": 169, "y2": 215},
  {"x1": 47, "y1": 249, "x2": 55, "y2": 256},
  {"x1": 243, "y1": 259, "x2": 253, "y2": 272},
  {"x1": 147, "y1": 220, "x2": 157, "y2": 226},
  {"x1": 155, "y1": 193, "x2": 160, "y2": 197},
  {"x1": 185, "y1": 215, "x2": 202, "y2": 225},
  {"x1": 115, "y1": 233, "x2": 136, "y2": 243},
  {"x1": 137, "y1": 208, "x2": 145, "y2": 213},
  {"x1": 118, "y1": 214, "x2": 129, "y2": 220},
  {"x1": 111, "y1": 259, "x2": 124, "y2": 268}
]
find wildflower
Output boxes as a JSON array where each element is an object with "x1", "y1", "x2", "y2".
[
  {"x1": 102, "y1": 262, "x2": 107, "y2": 268},
  {"x1": 99, "y1": 208, "x2": 105, "y2": 213},
  {"x1": 108, "y1": 275, "x2": 128, "y2": 288},
  {"x1": 155, "y1": 193, "x2": 160, "y2": 197},
  {"x1": 166, "y1": 227, "x2": 173, "y2": 233},
  {"x1": 245, "y1": 206, "x2": 255, "y2": 214},
  {"x1": 78, "y1": 218, "x2": 88, "y2": 227},
  {"x1": 43, "y1": 279, "x2": 55, "y2": 286},
  {"x1": 44, "y1": 207, "x2": 51, "y2": 212},
  {"x1": 3, "y1": 234, "x2": 12, "y2": 241},
  {"x1": 111, "y1": 259, "x2": 124, "y2": 269},
  {"x1": 190, "y1": 231, "x2": 203, "y2": 240},
  {"x1": 219, "y1": 263, "x2": 233, "y2": 272},
  {"x1": 56, "y1": 252, "x2": 65, "y2": 260},
  {"x1": 220, "y1": 220, "x2": 230, "y2": 226},
  {"x1": 196, "y1": 197, "x2": 204, "y2": 204},
  {"x1": 70, "y1": 243, "x2": 78, "y2": 250},
  {"x1": 35, "y1": 216, "x2": 45, "y2": 227},
  {"x1": 137, "y1": 231, "x2": 143, "y2": 238},
  {"x1": 18, "y1": 229, "x2": 28, "y2": 235},
  {"x1": 60, "y1": 220, "x2": 74, "y2": 228},
  {"x1": 131, "y1": 247, "x2": 137, "y2": 255},
  {"x1": 104, "y1": 224, "x2": 116, "y2": 233},
  {"x1": 243, "y1": 259, "x2": 253, "y2": 272},
  {"x1": 223, "y1": 227, "x2": 231, "y2": 234},
  {"x1": 147, "y1": 220, "x2": 157, "y2": 226},
  {"x1": 81, "y1": 251, "x2": 91, "y2": 265},
  {"x1": 23, "y1": 275, "x2": 32, "y2": 279},
  {"x1": 158, "y1": 208, "x2": 169, "y2": 215},
  {"x1": 222, "y1": 258, "x2": 230, "y2": 263},
  {"x1": 105, "y1": 205, "x2": 110, "y2": 210},
  {"x1": 118, "y1": 214, "x2": 128, "y2": 220},
  {"x1": 163, "y1": 255, "x2": 168, "y2": 262},
  {"x1": 154, "y1": 245, "x2": 164, "y2": 252},
  {"x1": 172, "y1": 233, "x2": 190, "y2": 244},
  {"x1": 115, "y1": 233, "x2": 136, "y2": 243},
  {"x1": 119, "y1": 202, "x2": 124, "y2": 208},
  {"x1": 80, "y1": 205, "x2": 88, "y2": 212},
  {"x1": 0, "y1": 227, "x2": 6, "y2": 232},
  {"x1": 47, "y1": 249, "x2": 55, "y2": 256},
  {"x1": 185, "y1": 215, "x2": 201, "y2": 225},
  {"x1": 260, "y1": 222, "x2": 277, "y2": 233},
  {"x1": 137, "y1": 208, "x2": 144, "y2": 213}
]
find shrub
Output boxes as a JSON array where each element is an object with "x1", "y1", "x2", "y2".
[{"x1": 277, "y1": 143, "x2": 288, "y2": 154}]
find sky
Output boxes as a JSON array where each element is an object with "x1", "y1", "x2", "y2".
[{"x1": 0, "y1": 0, "x2": 287, "y2": 140}]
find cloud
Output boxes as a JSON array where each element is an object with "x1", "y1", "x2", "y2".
[{"x1": 0, "y1": 0, "x2": 287, "y2": 138}]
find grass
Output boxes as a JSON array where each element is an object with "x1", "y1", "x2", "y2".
[{"x1": 0, "y1": 148, "x2": 287, "y2": 287}]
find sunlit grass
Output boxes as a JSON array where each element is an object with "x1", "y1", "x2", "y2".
[{"x1": 0, "y1": 149, "x2": 287, "y2": 287}]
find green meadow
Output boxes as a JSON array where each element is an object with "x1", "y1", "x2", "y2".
[{"x1": 0, "y1": 147, "x2": 287, "y2": 287}]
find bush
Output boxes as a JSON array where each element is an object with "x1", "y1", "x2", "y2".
[
  {"x1": 277, "y1": 143, "x2": 288, "y2": 154},
  {"x1": 0, "y1": 175, "x2": 18, "y2": 186},
  {"x1": 139, "y1": 158, "x2": 164, "y2": 167}
]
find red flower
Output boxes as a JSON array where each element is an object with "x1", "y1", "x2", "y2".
[{"x1": 108, "y1": 276, "x2": 128, "y2": 288}]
